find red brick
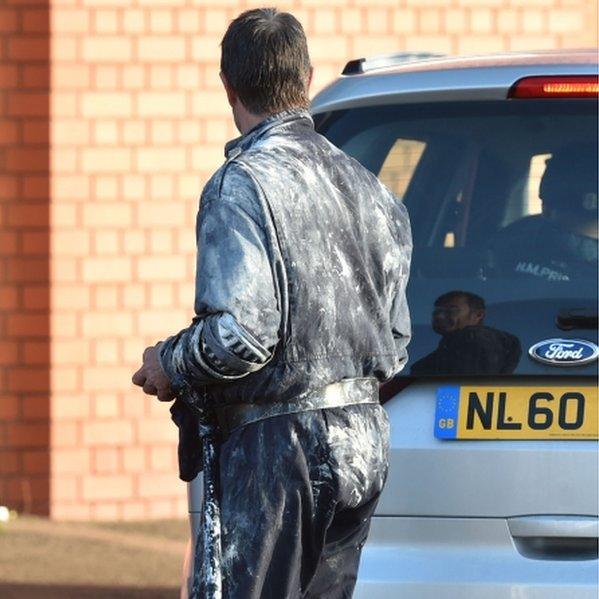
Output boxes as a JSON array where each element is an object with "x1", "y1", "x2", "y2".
[
  {"x1": 0, "y1": 176, "x2": 19, "y2": 200},
  {"x1": 22, "y1": 65, "x2": 50, "y2": 89},
  {"x1": 6, "y1": 422, "x2": 49, "y2": 447},
  {"x1": 7, "y1": 204, "x2": 48, "y2": 227},
  {"x1": 0, "y1": 341, "x2": 19, "y2": 364},
  {"x1": 5, "y1": 148, "x2": 48, "y2": 173},
  {"x1": 22, "y1": 9, "x2": 50, "y2": 32},
  {"x1": 0, "y1": 121, "x2": 19, "y2": 145},
  {"x1": 7, "y1": 477, "x2": 49, "y2": 504},
  {"x1": 22, "y1": 342, "x2": 50, "y2": 365},
  {"x1": 0, "y1": 288, "x2": 18, "y2": 310},
  {"x1": 0, "y1": 9, "x2": 18, "y2": 32},
  {"x1": 6, "y1": 258, "x2": 49, "y2": 283},
  {"x1": 7, "y1": 368, "x2": 50, "y2": 392},
  {"x1": 23, "y1": 450, "x2": 50, "y2": 474},
  {"x1": 0, "y1": 451, "x2": 19, "y2": 474},
  {"x1": 6, "y1": 314, "x2": 48, "y2": 336},
  {"x1": 22, "y1": 394, "x2": 50, "y2": 419},
  {"x1": 8, "y1": 37, "x2": 48, "y2": 62},
  {"x1": 0, "y1": 232, "x2": 18, "y2": 255},
  {"x1": 21, "y1": 231, "x2": 49, "y2": 254},
  {"x1": 23, "y1": 286, "x2": 50, "y2": 309},
  {"x1": 23, "y1": 119, "x2": 50, "y2": 145},
  {"x1": 0, "y1": 395, "x2": 19, "y2": 419},
  {"x1": 22, "y1": 175, "x2": 50, "y2": 198}
]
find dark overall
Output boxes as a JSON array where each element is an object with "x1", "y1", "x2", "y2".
[{"x1": 160, "y1": 109, "x2": 412, "y2": 598}]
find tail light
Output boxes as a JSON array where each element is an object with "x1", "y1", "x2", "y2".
[{"x1": 509, "y1": 76, "x2": 599, "y2": 99}]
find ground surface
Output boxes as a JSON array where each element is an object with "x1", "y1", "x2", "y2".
[{"x1": 0, "y1": 515, "x2": 189, "y2": 598}]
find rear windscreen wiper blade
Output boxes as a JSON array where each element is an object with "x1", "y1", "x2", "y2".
[{"x1": 556, "y1": 307, "x2": 598, "y2": 330}]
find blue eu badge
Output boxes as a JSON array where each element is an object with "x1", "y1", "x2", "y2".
[{"x1": 435, "y1": 386, "x2": 459, "y2": 439}]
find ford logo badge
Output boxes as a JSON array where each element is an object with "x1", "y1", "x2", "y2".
[{"x1": 529, "y1": 338, "x2": 599, "y2": 366}]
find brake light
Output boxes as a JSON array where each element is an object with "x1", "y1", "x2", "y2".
[{"x1": 509, "y1": 76, "x2": 599, "y2": 99}]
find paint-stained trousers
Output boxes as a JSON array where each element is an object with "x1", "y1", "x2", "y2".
[{"x1": 195, "y1": 403, "x2": 389, "y2": 599}]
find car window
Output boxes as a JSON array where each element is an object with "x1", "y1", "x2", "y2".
[
  {"x1": 378, "y1": 139, "x2": 425, "y2": 200},
  {"x1": 316, "y1": 101, "x2": 598, "y2": 378}
]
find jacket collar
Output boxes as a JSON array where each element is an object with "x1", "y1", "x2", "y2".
[{"x1": 224, "y1": 108, "x2": 313, "y2": 159}]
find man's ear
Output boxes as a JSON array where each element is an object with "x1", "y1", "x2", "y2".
[
  {"x1": 220, "y1": 71, "x2": 237, "y2": 108},
  {"x1": 473, "y1": 309, "x2": 485, "y2": 326}
]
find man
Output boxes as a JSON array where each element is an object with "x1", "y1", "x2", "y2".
[
  {"x1": 410, "y1": 291, "x2": 520, "y2": 376},
  {"x1": 488, "y1": 142, "x2": 598, "y2": 282},
  {"x1": 132, "y1": 8, "x2": 411, "y2": 599}
]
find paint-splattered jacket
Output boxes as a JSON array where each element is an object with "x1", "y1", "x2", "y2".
[{"x1": 159, "y1": 109, "x2": 412, "y2": 479}]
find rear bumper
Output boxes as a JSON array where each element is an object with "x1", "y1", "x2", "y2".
[{"x1": 354, "y1": 516, "x2": 598, "y2": 599}]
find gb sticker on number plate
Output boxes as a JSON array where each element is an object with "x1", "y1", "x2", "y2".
[{"x1": 435, "y1": 385, "x2": 598, "y2": 440}]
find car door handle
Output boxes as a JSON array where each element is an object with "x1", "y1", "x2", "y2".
[
  {"x1": 508, "y1": 516, "x2": 598, "y2": 560},
  {"x1": 508, "y1": 515, "x2": 598, "y2": 538}
]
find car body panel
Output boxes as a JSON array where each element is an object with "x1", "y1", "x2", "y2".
[
  {"x1": 378, "y1": 382, "x2": 598, "y2": 517},
  {"x1": 354, "y1": 516, "x2": 598, "y2": 599},
  {"x1": 311, "y1": 51, "x2": 598, "y2": 113}
]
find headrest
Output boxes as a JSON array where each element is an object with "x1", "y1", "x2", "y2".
[{"x1": 539, "y1": 142, "x2": 598, "y2": 215}]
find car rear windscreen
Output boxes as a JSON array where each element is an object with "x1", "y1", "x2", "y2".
[{"x1": 315, "y1": 100, "x2": 598, "y2": 378}]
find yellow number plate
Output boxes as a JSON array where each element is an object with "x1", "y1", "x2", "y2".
[{"x1": 435, "y1": 385, "x2": 598, "y2": 439}]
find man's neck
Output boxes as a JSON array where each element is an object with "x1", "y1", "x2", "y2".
[{"x1": 234, "y1": 104, "x2": 269, "y2": 135}]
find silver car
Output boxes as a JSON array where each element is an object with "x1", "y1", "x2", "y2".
[
  {"x1": 184, "y1": 50, "x2": 598, "y2": 598},
  {"x1": 312, "y1": 49, "x2": 599, "y2": 598}
]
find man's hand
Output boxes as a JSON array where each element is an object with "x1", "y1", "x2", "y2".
[{"x1": 132, "y1": 342, "x2": 175, "y2": 402}]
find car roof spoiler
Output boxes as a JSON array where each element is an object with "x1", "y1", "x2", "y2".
[{"x1": 342, "y1": 51, "x2": 446, "y2": 76}]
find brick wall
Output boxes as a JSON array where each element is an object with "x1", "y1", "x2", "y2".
[
  {"x1": 1, "y1": 0, "x2": 596, "y2": 520},
  {"x1": 0, "y1": 1, "x2": 51, "y2": 516}
]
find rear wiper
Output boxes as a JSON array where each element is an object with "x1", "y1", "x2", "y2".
[{"x1": 556, "y1": 306, "x2": 598, "y2": 330}]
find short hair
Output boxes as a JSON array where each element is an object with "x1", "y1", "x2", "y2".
[
  {"x1": 220, "y1": 8, "x2": 312, "y2": 116},
  {"x1": 435, "y1": 290, "x2": 486, "y2": 313}
]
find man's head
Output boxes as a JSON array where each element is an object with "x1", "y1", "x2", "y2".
[
  {"x1": 220, "y1": 8, "x2": 312, "y2": 128},
  {"x1": 432, "y1": 291, "x2": 485, "y2": 336},
  {"x1": 539, "y1": 142, "x2": 598, "y2": 237}
]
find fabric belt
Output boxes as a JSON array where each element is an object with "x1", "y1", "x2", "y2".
[{"x1": 213, "y1": 377, "x2": 379, "y2": 437}]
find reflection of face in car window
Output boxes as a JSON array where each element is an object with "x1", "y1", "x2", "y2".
[
  {"x1": 411, "y1": 290, "x2": 522, "y2": 377},
  {"x1": 432, "y1": 292, "x2": 485, "y2": 336}
]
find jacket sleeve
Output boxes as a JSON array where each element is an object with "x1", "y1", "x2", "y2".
[{"x1": 158, "y1": 164, "x2": 281, "y2": 386}]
